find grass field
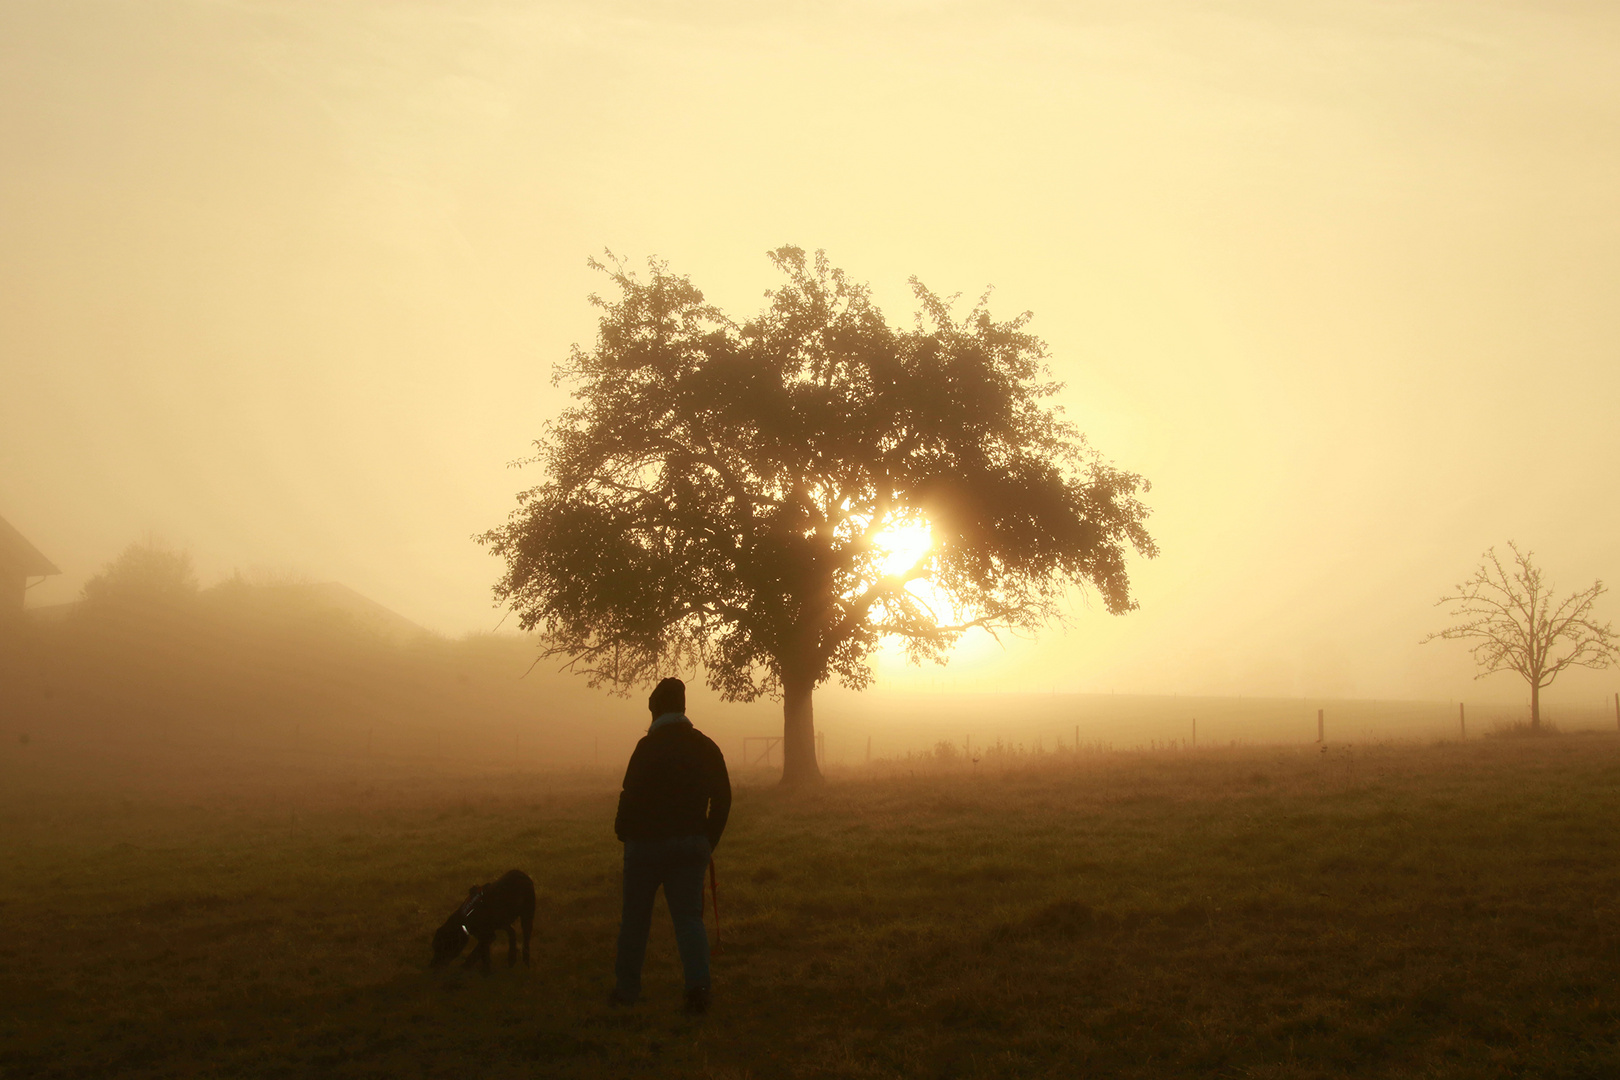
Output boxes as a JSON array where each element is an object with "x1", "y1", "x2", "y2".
[{"x1": 3, "y1": 735, "x2": 1620, "y2": 1079}]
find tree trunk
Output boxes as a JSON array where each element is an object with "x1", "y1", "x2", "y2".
[
  {"x1": 1530, "y1": 680, "x2": 1541, "y2": 731},
  {"x1": 780, "y1": 672, "x2": 823, "y2": 786}
]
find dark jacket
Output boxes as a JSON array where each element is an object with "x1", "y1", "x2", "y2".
[{"x1": 614, "y1": 716, "x2": 731, "y2": 852}]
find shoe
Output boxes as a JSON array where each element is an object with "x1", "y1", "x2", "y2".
[
  {"x1": 607, "y1": 988, "x2": 638, "y2": 1007},
  {"x1": 682, "y1": 987, "x2": 710, "y2": 1015}
]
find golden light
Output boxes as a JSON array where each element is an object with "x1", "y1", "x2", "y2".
[{"x1": 873, "y1": 519, "x2": 933, "y2": 578}]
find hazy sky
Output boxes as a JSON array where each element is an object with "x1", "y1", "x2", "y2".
[{"x1": 4, "y1": 1, "x2": 1617, "y2": 706}]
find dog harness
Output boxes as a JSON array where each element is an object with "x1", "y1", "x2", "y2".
[{"x1": 456, "y1": 886, "x2": 484, "y2": 934}]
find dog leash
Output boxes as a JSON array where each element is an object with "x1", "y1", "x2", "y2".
[{"x1": 707, "y1": 857, "x2": 722, "y2": 955}]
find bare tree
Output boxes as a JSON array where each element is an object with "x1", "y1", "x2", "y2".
[{"x1": 1424, "y1": 543, "x2": 1617, "y2": 730}]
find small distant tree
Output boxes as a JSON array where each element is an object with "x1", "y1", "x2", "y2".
[
  {"x1": 81, "y1": 541, "x2": 198, "y2": 611},
  {"x1": 482, "y1": 248, "x2": 1156, "y2": 784},
  {"x1": 1424, "y1": 543, "x2": 1617, "y2": 730}
]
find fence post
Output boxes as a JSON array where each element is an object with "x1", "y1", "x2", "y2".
[
  {"x1": 866, "y1": 735, "x2": 872, "y2": 764},
  {"x1": 1192, "y1": 717, "x2": 1196, "y2": 748},
  {"x1": 1317, "y1": 709, "x2": 1324, "y2": 744},
  {"x1": 1459, "y1": 702, "x2": 1465, "y2": 740}
]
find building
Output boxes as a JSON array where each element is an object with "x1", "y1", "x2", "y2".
[{"x1": 1, "y1": 515, "x2": 60, "y2": 614}]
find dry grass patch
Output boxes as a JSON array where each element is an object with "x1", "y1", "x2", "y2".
[{"x1": 2, "y1": 737, "x2": 1619, "y2": 1077}]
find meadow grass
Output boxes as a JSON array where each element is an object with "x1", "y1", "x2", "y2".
[{"x1": 3, "y1": 735, "x2": 1619, "y2": 1078}]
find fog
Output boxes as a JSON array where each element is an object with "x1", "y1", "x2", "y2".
[
  {"x1": 4, "y1": 1, "x2": 1619, "y2": 737},
  {"x1": 4, "y1": 544, "x2": 1613, "y2": 797}
]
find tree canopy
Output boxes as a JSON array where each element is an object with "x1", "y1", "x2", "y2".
[
  {"x1": 81, "y1": 540, "x2": 198, "y2": 610},
  {"x1": 482, "y1": 247, "x2": 1156, "y2": 782}
]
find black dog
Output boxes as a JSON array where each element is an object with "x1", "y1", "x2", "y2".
[{"x1": 431, "y1": 869, "x2": 535, "y2": 973}]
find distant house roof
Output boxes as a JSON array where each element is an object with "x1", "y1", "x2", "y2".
[{"x1": 0, "y1": 515, "x2": 61, "y2": 577}]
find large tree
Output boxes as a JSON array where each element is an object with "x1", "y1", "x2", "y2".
[
  {"x1": 1425, "y1": 543, "x2": 1617, "y2": 730},
  {"x1": 482, "y1": 248, "x2": 1155, "y2": 783}
]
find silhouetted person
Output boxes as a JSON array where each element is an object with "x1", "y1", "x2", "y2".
[{"x1": 610, "y1": 677, "x2": 731, "y2": 1014}]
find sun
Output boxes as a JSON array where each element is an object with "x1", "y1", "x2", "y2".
[{"x1": 872, "y1": 519, "x2": 933, "y2": 577}]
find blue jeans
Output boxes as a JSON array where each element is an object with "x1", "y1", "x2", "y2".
[{"x1": 614, "y1": 835, "x2": 711, "y2": 999}]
